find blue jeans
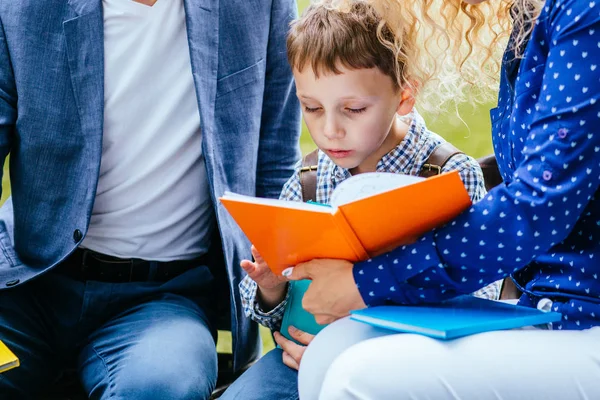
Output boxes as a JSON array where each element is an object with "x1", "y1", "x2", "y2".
[
  {"x1": 220, "y1": 348, "x2": 299, "y2": 400},
  {"x1": 0, "y1": 265, "x2": 218, "y2": 399}
]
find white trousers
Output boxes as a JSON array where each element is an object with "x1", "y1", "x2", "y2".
[{"x1": 298, "y1": 317, "x2": 600, "y2": 400}]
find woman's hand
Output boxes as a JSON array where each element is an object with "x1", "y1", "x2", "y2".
[
  {"x1": 273, "y1": 326, "x2": 315, "y2": 370},
  {"x1": 288, "y1": 259, "x2": 367, "y2": 324}
]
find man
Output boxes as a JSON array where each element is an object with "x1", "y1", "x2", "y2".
[{"x1": 0, "y1": 0, "x2": 300, "y2": 398}]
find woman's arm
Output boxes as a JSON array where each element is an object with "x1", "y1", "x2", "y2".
[{"x1": 355, "y1": 0, "x2": 600, "y2": 306}]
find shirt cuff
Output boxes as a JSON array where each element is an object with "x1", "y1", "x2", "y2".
[
  {"x1": 353, "y1": 232, "x2": 440, "y2": 306},
  {"x1": 253, "y1": 284, "x2": 290, "y2": 317},
  {"x1": 249, "y1": 282, "x2": 290, "y2": 330}
]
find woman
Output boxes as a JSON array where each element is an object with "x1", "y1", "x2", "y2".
[{"x1": 288, "y1": 0, "x2": 600, "y2": 398}]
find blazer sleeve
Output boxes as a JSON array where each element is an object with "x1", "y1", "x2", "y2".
[
  {"x1": 255, "y1": 0, "x2": 302, "y2": 199},
  {"x1": 0, "y1": 13, "x2": 15, "y2": 198}
]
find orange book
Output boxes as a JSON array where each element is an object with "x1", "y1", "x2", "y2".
[
  {"x1": 220, "y1": 171, "x2": 471, "y2": 276},
  {"x1": 0, "y1": 340, "x2": 19, "y2": 374}
]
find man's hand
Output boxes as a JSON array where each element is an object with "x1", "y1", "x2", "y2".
[
  {"x1": 273, "y1": 326, "x2": 315, "y2": 370},
  {"x1": 288, "y1": 259, "x2": 367, "y2": 325},
  {"x1": 241, "y1": 245, "x2": 288, "y2": 310}
]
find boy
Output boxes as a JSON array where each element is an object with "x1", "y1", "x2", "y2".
[{"x1": 221, "y1": 2, "x2": 497, "y2": 399}]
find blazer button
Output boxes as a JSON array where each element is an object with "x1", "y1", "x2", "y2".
[
  {"x1": 73, "y1": 229, "x2": 83, "y2": 243},
  {"x1": 5, "y1": 279, "x2": 19, "y2": 287}
]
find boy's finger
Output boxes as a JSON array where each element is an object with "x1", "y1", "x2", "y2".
[
  {"x1": 251, "y1": 246, "x2": 265, "y2": 264},
  {"x1": 288, "y1": 325, "x2": 315, "y2": 346},
  {"x1": 281, "y1": 351, "x2": 299, "y2": 371},
  {"x1": 274, "y1": 332, "x2": 306, "y2": 365},
  {"x1": 240, "y1": 259, "x2": 256, "y2": 273}
]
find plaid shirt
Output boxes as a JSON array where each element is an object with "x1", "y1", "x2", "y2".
[{"x1": 240, "y1": 110, "x2": 497, "y2": 330}]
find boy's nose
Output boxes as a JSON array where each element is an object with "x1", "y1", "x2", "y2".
[{"x1": 323, "y1": 118, "x2": 345, "y2": 140}]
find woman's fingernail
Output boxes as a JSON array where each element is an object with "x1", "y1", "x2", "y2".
[
  {"x1": 288, "y1": 325, "x2": 297, "y2": 333},
  {"x1": 282, "y1": 267, "x2": 294, "y2": 277}
]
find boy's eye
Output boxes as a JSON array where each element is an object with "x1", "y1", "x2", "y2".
[
  {"x1": 346, "y1": 107, "x2": 367, "y2": 114},
  {"x1": 304, "y1": 106, "x2": 321, "y2": 113}
]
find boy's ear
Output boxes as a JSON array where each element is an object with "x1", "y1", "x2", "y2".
[{"x1": 396, "y1": 87, "x2": 416, "y2": 116}]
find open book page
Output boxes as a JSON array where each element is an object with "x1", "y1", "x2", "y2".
[
  {"x1": 221, "y1": 192, "x2": 332, "y2": 213},
  {"x1": 337, "y1": 171, "x2": 471, "y2": 256},
  {"x1": 330, "y1": 172, "x2": 424, "y2": 208}
]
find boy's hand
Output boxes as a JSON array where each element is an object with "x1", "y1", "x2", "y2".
[
  {"x1": 273, "y1": 326, "x2": 315, "y2": 370},
  {"x1": 241, "y1": 245, "x2": 288, "y2": 310}
]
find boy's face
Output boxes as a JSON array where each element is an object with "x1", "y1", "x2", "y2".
[{"x1": 293, "y1": 65, "x2": 413, "y2": 173}]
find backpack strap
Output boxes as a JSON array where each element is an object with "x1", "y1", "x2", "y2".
[
  {"x1": 419, "y1": 142, "x2": 463, "y2": 178},
  {"x1": 299, "y1": 149, "x2": 319, "y2": 202},
  {"x1": 477, "y1": 154, "x2": 503, "y2": 191}
]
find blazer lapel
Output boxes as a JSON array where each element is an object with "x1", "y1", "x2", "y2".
[
  {"x1": 183, "y1": 0, "x2": 219, "y2": 139},
  {"x1": 63, "y1": 0, "x2": 104, "y2": 141},
  {"x1": 62, "y1": 0, "x2": 218, "y2": 141}
]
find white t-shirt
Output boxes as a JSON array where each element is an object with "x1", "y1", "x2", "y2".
[{"x1": 82, "y1": 0, "x2": 215, "y2": 261}]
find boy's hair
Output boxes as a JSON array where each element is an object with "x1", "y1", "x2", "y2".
[{"x1": 287, "y1": 0, "x2": 403, "y2": 89}]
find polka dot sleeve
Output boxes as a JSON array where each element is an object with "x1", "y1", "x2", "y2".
[{"x1": 354, "y1": 0, "x2": 600, "y2": 306}]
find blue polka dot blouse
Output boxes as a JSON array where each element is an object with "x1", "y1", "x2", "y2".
[{"x1": 354, "y1": 0, "x2": 600, "y2": 330}]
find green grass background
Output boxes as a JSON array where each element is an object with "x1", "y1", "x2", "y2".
[{"x1": 0, "y1": 0, "x2": 495, "y2": 355}]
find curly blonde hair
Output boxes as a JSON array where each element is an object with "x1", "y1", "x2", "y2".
[{"x1": 363, "y1": 0, "x2": 544, "y2": 112}]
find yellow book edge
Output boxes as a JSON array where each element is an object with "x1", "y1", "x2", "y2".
[{"x1": 0, "y1": 340, "x2": 19, "y2": 374}]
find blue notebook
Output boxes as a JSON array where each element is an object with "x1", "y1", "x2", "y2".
[
  {"x1": 350, "y1": 296, "x2": 563, "y2": 340},
  {"x1": 280, "y1": 280, "x2": 327, "y2": 343}
]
